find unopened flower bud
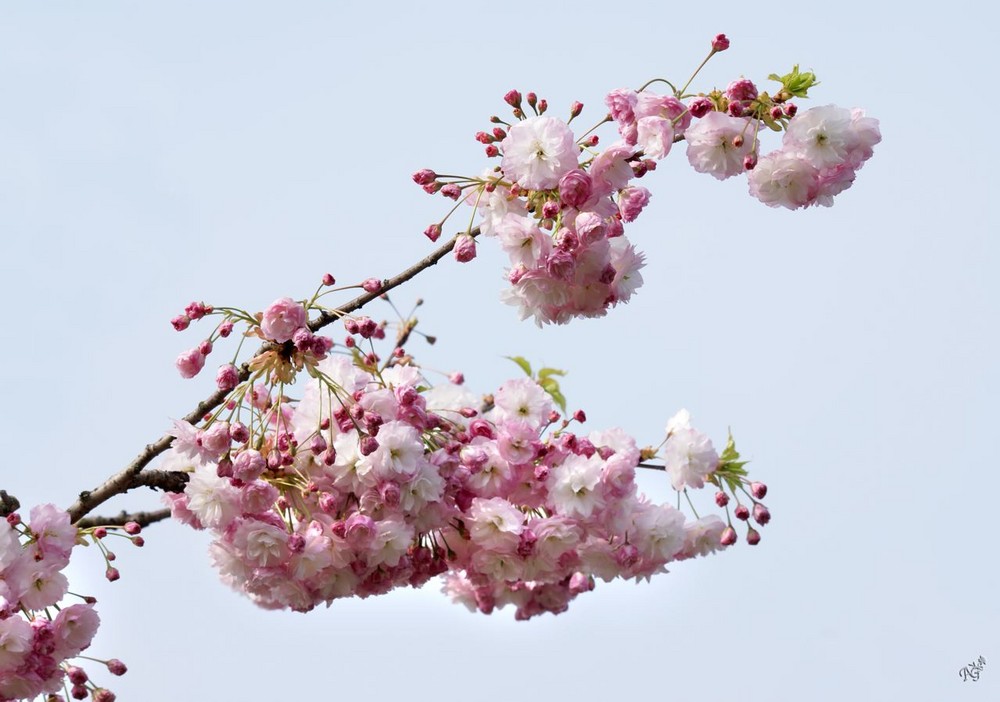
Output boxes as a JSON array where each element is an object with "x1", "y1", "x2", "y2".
[
  {"x1": 753, "y1": 503, "x2": 771, "y2": 525},
  {"x1": 485, "y1": 144, "x2": 499, "y2": 157},
  {"x1": 218, "y1": 320, "x2": 234, "y2": 338},
  {"x1": 105, "y1": 567, "x2": 120, "y2": 582},
  {"x1": 67, "y1": 666, "x2": 88, "y2": 685},
  {"x1": 711, "y1": 33, "x2": 730, "y2": 52},
  {"x1": 734, "y1": 504, "x2": 750, "y2": 521},
  {"x1": 750, "y1": 481, "x2": 768, "y2": 499},
  {"x1": 411, "y1": 168, "x2": 437, "y2": 185},
  {"x1": 746, "y1": 527, "x2": 761, "y2": 545},
  {"x1": 185, "y1": 301, "x2": 208, "y2": 320},
  {"x1": 171, "y1": 315, "x2": 190, "y2": 331},
  {"x1": 123, "y1": 522, "x2": 141, "y2": 535},
  {"x1": 198, "y1": 340, "x2": 213, "y2": 355},
  {"x1": 454, "y1": 233, "x2": 477, "y2": 263},
  {"x1": 359, "y1": 436, "x2": 379, "y2": 456},
  {"x1": 175, "y1": 348, "x2": 206, "y2": 379},
  {"x1": 715, "y1": 491, "x2": 730, "y2": 507},
  {"x1": 93, "y1": 527, "x2": 108, "y2": 539},
  {"x1": 573, "y1": 409, "x2": 586, "y2": 423},
  {"x1": 230, "y1": 422, "x2": 249, "y2": 444},
  {"x1": 720, "y1": 526, "x2": 738, "y2": 546},
  {"x1": 689, "y1": 97, "x2": 713, "y2": 118},
  {"x1": 440, "y1": 184, "x2": 462, "y2": 200},
  {"x1": 449, "y1": 371, "x2": 464, "y2": 385},
  {"x1": 743, "y1": 152, "x2": 758, "y2": 170},
  {"x1": 475, "y1": 131, "x2": 494, "y2": 144},
  {"x1": 570, "y1": 101, "x2": 583, "y2": 118},
  {"x1": 504, "y1": 89, "x2": 522, "y2": 108},
  {"x1": 537, "y1": 99, "x2": 547, "y2": 113},
  {"x1": 526, "y1": 92, "x2": 537, "y2": 107},
  {"x1": 216, "y1": 364, "x2": 239, "y2": 391},
  {"x1": 731, "y1": 134, "x2": 744, "y2": 148},
  {"x1": 784, "y1": 102, "x2": 798, "y2": 117},
  {"x1": 131, "y1": 536, "x2": 145, "y2": 547},
  {"x1": 769, "y1": 106, "x2": 784, "y2": 120}
]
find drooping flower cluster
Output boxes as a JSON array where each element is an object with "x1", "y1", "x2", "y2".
[
  {"x1": 0, "y1": 506, "x2": 127, "y2": 701},
  {"x1": 164, "y1": 310, "x2": 770, "y2": 618},
  {"x1": 414, "y1": 40, "x2": 879, "y2": 324}
]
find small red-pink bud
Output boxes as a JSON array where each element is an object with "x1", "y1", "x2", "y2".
[
  {"x1": 747, "y1": 527, "x2": 761, "y2": 545},
  {"x1": 526, "y1": 92, "x2": 537, "y2": 107},
  {"x1": 359, "y1": 436, "x2": 379, "y2": 456},
  {"x1": 750, "y1": 481, "x2": 768, "y2": 499},
  {"x1": 123, "y1": 521, "x2": 141, "y2": 535},
  {"x1": 170, "y1": 315, "x2": 190, "y2": 331},
  {"x1": 492, "y1": 127, "x2": 507, "y2": 140},
  {"x1": 218, "y1": 320, "x2": 234, "y2": 338},
  {"x1": 753, "y1": 503, "x2": 771, "y2": 526},
  {"x1": 322, "y1": 273, "x2": 335, "y2": 286},
  {"x1": 198, "y1": 340, "x2": 213, "y2": 355},
  {"x1": 734, "y1": 504, "x2": 750, "y2": 521},
  {"x1": 131, "y1": 536, "x2": 145, "y2": 547},
  {"x1": 728, "y1": 102, "x2": 745, "y2": 117},
  {"x1": 440, "y1": 184, "x2": 462, "y2": 200},
  {"x1": 67, "y1": 666, "x2": 88, "y2": 685},
  {"x1": 105, "y1": 566, "x2": 120, "y2": 582},
  {"x1": 5, "y1": 513, "x2": 20, "y2": 526},
  {"x1": 185, "y1": 301, "x2": 208, "y2": 320},
  {"x1": 570, "y1": 101, "x2": 583, "y2": 118},
  {"x1": 743, "y1": 153, "x2": 758, "y2": 170},
  {"x1": 72, "y1": 684, "x2": 88, "y2": 700},
  {"x1": 784, "y1": 102, "x2": 798, "y2": 117},
  {"x1": 449, "y1": 371, "x2": 465, "y2": 385},
  {"x1": 689, "y1": 97, "x2": 713, "y2": 118},
  {"x1": 411, "y1": 168, "x2": 437, "y2": 185},
  {"x1": 504, "y1": 89, "x2": 522, "y2": 108},
  {"x1": 230, "y1": 422, "x2": 249, "y2": 444},
  {"x1": 93, "y1": 527, "x2": 108, "y2": 539},
  {"x1": 107, "y1": 659, "x2": 128, "y2": 676},
  {"x1": 93, "y1": 689, "x2": 116, "y2": 702},
  {"x1": 310, "y1": 435, "x2": 327, "y2": 455},
  {"x1": 720, "y1": 526, "x2": 738, "y2": 546},
  {"x1": 453, "y1": 233, "x2": 477, "y2": 263},
  {"x1": 361, "y1": 277, "x2": 382, "y2": 294},
  {"x1": 715, "y1": 491, "x2": 730, "y2": 507},
  {"x1": 573, "y1": 409, "x2": 586, "y2": 423},
  {"x1": 475, "y1": 131, "x2": 494, "y2": 144},
  {"x1": 485, "y1": 144, "x2": 499, "y2": 157},
  {"x1": 731, "y1": 134, "x2": 744, "y2": 148},
  {"x1": 216, "y1": 364, "x2": 239, "y2": 391},
  {"x1": 711, "y1": 33, "x2": 730, "y2": 52},
  {"x1": 769, "y1": 106, "x2": 784, "y2": 120},
  {"x1": 537, "y1": 99, "x2": 547, "y2": 113}
]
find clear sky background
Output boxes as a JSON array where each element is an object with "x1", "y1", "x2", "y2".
[{"x1": 1, "y1": 2, "x2": 997, "y2": 700}]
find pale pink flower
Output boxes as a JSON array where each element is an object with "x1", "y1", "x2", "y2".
[
  {"x1": 617, "y1": 186, "x2": 651, "y2": 223},
  {"x1": 0, "y1": 520, "x2": 19, "y2": 571},
  {"x1": 185, "y1": 466, "x2": 240, "y2": 528},
  {"x1": 0, "y1": 616, "x2": 32, "y2": 669},
  {"x1": 685, "y1": 112, "x2": 755, "y2": 180},
  {"x1": 494, "y1": 378, "x2": 553, "y2": 427},
  {"x1": 636, "y1": 116, "x2": 674, "y2": 160},
  {"x1": 231, "y1": 519, "x2": 290, "y2": 568},
  {"x1": 748, "y1": 151, "x2": 821, "y2": 209},
  {"x1": 783, "y1": 105, "x2": 879, "y2": 170},
  {"x1": 558, "y1": 169, "x2": 593, "y2": 209},
  {"x1": 51, "y1": 603, "x2": 100, "y2": 659},
  {"x1": 500, "y1": 116, "x2": 578, "y2": 190},
  {"x1": 635, "y1": 93, "x2": 691, "y2": 133},
  {"x1": 468, "y1": 497, "x2": 524, "y2": 552},
  {"x1": 590, "y1": 143, "x2": 636, "y2": 196},
  {"x1": 663, "y1": 425, "x2": 719, "y2": 491},
  {"x1": 495, "y1": 214, "x2": 551, "y2": 269},
  {"x1": 678, "y1": 515, "x2": 727, "y2": 559},
  {"x1": 368, "y1": 517, "x2": 414, "y2": 568},
  {"x1": 260, "y1": 297, "x2": 306, "y2": 343},
  {"x1": 605, "y1": 88, "x2": 638, "y2": 125},
  {"x1": 360, "y1": 420, "x2": 424, "y2": 479},
  {"x1": 547, "y1": 454, "x2": 605, "y2": 518}
]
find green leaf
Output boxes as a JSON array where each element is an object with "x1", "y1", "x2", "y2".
[
  {"x1": 537, "y1": 367, "x2": 566, "y2": 380},
  {"x1": 505, "y1": 355, "x2": 533, "y2": 378},
  {"x1": 768, "y1": 64, "x2": 819, "y2": 98}
]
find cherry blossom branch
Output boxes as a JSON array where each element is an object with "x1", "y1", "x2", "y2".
[
  {"x1": 74, "y1": 508, "x2": 172, "y2": 530},
  {"x1": 67, "y1": 228, "x2": 478, "y2": 524}
]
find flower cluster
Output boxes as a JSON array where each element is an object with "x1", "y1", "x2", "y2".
[
  {"x1": 0, "y1": 506, "x2": 126, "y2": 702},
  {"x1": 164, "y1": 321, "x2": 769, "y2": 618},
  {"x1": 414, "y1": 39, "x2": 879, "y2": 324}
]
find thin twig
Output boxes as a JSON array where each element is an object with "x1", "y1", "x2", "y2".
[
  {"x1": 75, "y1": 508, "x2": 173, "y2": 530},
  {"x1": 67, "y1": 228, "x2": 477, "y2": 524}
]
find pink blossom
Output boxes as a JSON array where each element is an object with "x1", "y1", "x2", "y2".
[
  {"x1": 748, "y1": 151, "x2": 821, "y2": 209},
  {"x1": 175, "y1": 348, "x2": 206, "y2": 379},
  {"x1": 605, "y1": 88, "x2": 638, "y2": 125},
  {"x1": 453, "y1": 233, "x2": 477, "y2": 262},
  {"x1": 260, "y1": 297, "x2": 306, "y2": 343},
  {"x1": 617, "y1": 186, "x2": 651, "y2": 223},
  {"x1": 685, "y1": 112, "x2": 756, "y2": 180},
  {"x1": 500, "y1": 116, "x2": 578, "y2": 190},
  {"x1": 558, "y1": 169, "x2": 593, "y2": 209},
  {"x1": 636, "y1": 116, "x2": 674, "y2": 160}
]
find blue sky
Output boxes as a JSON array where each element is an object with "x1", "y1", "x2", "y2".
[{"x1": 1, "y1": 2, "x2": 997, "y2": 700}]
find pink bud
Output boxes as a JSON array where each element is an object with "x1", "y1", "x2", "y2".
[
  {"x1": 731, "y1": 134, "x2": 744, "y2": 147},
  {"x1": 734, "y1": 504, "x2": 750, "y2": 521},
  {"x1": 541, "y1": 201, "x2": 559, "y2": 219},
  {"x1": 230, "y1": 422, "x2": 250, "y2": 444},
  {"x1": 752, "y1": 503, "x2": 771, "y2": 526},
  {"x1": 106, "y1": 567, "x2": 121, "y2": 582},
  {"x1": 359, "y1": 436, "x2": 379, "y2": 456},
  {"x1": 485, "y1": 144, "x2": 499, "y2": 157},
  {"x1": 170, "y1": 315, "x2": 190, "y2": 331},
  {"x1": 72, "y1": 684, "x2": 89, "y2": 700},
  {"x1": 322, "y1": 273, "x2": 335, "y2": 286},
  {"x1": 440, "y1": 184, "x2": 462, "y2": 200},
  {"x1": 93, "y1": 527, "x2": 107, "y2": 539},
  {"x1": 537, "y1": 99, "x2": 547, "y2": 113},
  {"x1": 131, "y1": 536, "x2": 145, "y2": 547},
  {"x1": 715, "y1": 491, "x2": 730, "y2": 507},
  {"x1": 454, "y1": 233, "x2": 477, "y2": 263},
  {"x1": 424, "y1": 223, "x2": 442, "y2": 242},
  {"x1": 570, "y1": 101, "x2": 583, "y2": 118},
  {"x1": 411, "y1": 169, "x2": 437, "y2": 185},
  {"x1": 526, "y1": 92, "x2": 537, "y2": 107},
  {"x1": 769, "y1": 106, "x2": 784, "y2": 120},
  {"x1": 93, "y1": 690, "x2": 116, "y2": 702},
  {"x1": 750, "y1": 481, "x2": 768, "y2": 499},
  {"x1": 185, "y1": 301, "x2": 208, "y2": 320},
  {"x1": 475, "y1": 130, "x2": 494, "y2": 144},
  {"x1": 216, "y1": 364, "x2": 240, "y2": 391},
  {"x1": 504, "y1": 89, "x2": 522, "y2": 107},
  {"x1": 689, "y1": 97, "x2": 713, "y2": 118},
  {"x1": 746, "y1": 527, "x2": 761, "y2": 545},
  {"x1": 711, "y1": 33, "x2": 730, "y2": 52},
  {"x1": 175, "y1": 348, "x2": 206, "y2": 379},
  {"x1": 449, "y1": 371, "x2": 464, "y2": 385},
  {"x1": 198, "y1": 340, "x2": 213, "y2": 355},
  {"x1": 218, "y1": 320, "x2": 234, "y2": 338},
  {"x1": 123, "y1": 521, "x2": 141, "y2": 535},
  {"x1": 67, "y1": 666, "x2": 88, "y2": 685},
  {"x1": 720, "y1": 526, "x2": 738, "y2": 546},
  {"x1": 743, "y1": 152, "x2": 758, "y2": 170},
  {"x1": 310, "y1": 435, "x2": 327, "y2": 455},
  {"x1": 573, "y1": 409, "x2": 586, "y2": 423}
]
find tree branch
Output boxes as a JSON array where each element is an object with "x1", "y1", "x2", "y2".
[
  {"x1": 67, "y1": 228, "x2": 477, "y2": 524},
  {"x1": 75, "y1": 508, "x2": 172, "y2": 530},
  {"x1": 0, "y1": 491, "x2": 20, "y2": 517}
]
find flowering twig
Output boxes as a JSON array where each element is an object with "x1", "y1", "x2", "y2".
[
  {"x1": 67, "y1": 229, "x2": 478, "y2": 524},
  {"x1": 75, "y1": 508, "x2": 173, "y2": 530}
]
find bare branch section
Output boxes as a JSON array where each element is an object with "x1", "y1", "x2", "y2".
[
  {"x1": 75, "y1": 508, "x2": 172, "y2": 530},
  {"x1": 67, "y1": 229, "x2": 477, "y2": 524}
]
